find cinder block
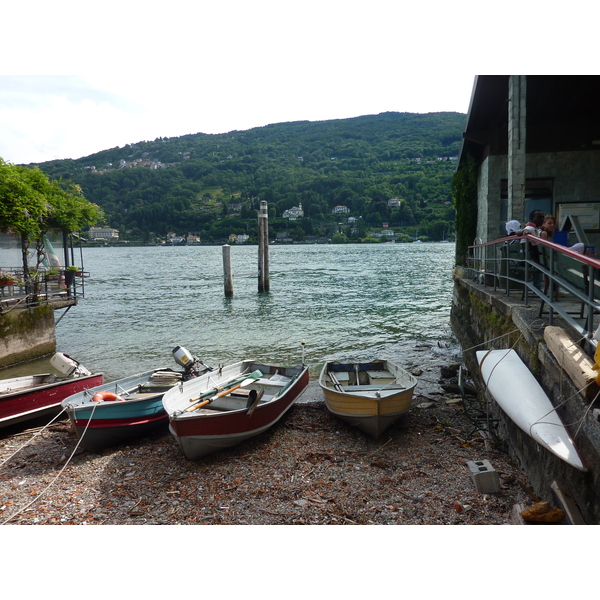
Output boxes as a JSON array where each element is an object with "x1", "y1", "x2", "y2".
[{"x1": 466, "y1": 460, "x2": 501, "y2": 493}]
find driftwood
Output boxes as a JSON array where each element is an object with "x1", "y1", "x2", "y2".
[{"x1": 544, "y1": 326, "x2": 599, "y2": 400}]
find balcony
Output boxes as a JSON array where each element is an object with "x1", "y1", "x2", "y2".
[{"x1": 0, "y1": 267, "x2": 87, "y2": 314}]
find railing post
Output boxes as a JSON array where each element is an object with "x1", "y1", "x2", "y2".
[
  {"x1": 587, "y1": 266, "x2": 596, "y2": 335},
  {"x1": 523, "y1": 238, "x2": 530, "y2": 304}
]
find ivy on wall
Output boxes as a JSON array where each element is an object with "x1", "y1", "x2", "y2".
[{"x1": 451, "y1": 153, "x2": 478, "y2": 266}]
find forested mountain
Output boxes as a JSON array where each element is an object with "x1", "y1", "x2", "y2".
[{"x1": 33, "y1": 111, "x2": 466, "y2": 243}]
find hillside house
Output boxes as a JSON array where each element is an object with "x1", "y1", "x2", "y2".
[
  {"x1": 332, "y1": 205, "x2": 350, "y2": 214},
  {"x1": 283, "y1": 204, "x2": 304, "y2": 220}
]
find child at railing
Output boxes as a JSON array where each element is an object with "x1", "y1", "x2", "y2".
[{"x1": 541, "y1": 214, "x2": 584, "y2": 253}]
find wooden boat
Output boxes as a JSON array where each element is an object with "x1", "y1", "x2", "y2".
[
  {"x1": 319, "y1": 359, "x2": 418, "y2": 438},
  {"x1": 61, "y1": 369, "x2": 184, "y2": 451},
  {"x1": 162, "y1": 360, "x2": 309, "y2": 460},
  {"x1": 476, "y1": 349, "x2": 585, "y2": 471},
  {"x1": 0, "y1": 353, "x2": 103, "y2": 429}
]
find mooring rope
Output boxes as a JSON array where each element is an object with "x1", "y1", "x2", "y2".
[
  {"x1": 0, "y1": 406, "x2": 69, "y2": 469},
  {"x1": 1, "y1": 401, "x2": 99, "y2": 525}
]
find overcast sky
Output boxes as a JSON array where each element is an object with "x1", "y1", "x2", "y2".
[{"x1": 1, "y1": 1, "x2": 593, "y2": 165}]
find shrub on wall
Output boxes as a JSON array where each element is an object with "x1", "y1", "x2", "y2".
[{"x1": 452, "y1": 153, "x2": 478, "y2": 267}]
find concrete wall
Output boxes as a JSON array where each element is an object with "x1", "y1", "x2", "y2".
[
  {"x1": 0, "y1": 306, "x2": 56, "y2": 368},
  {"x1": 451, "y1": 276, "x2": 600, "y2": 523},
  {"x1": 528, "y1": 150, "x2": 600, "y2": 248},
  {"x1": 477, "y1": 150, "x2": 600, "y2": 248}
]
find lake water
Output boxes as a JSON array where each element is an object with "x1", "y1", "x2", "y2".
[{"x1": 8, "y1": 242, "x2": 461, "y2": 381}]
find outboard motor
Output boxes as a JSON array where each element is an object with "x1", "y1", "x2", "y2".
[
  {"x1": 172, "y1": 346, "x2": 212, "y2": 379},
  {"x1": 50, "y1": 352, "x2": 92, "y2": 377}
]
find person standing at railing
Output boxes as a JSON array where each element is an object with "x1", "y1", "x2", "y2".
[
  {"x1": 517, "y1": 209, "x2": 545, "y2": 289},
  {"x1": 541, "y1": 214, "x2": 585, "y2": 254},
  {"x1": 504, "y1": 220, "x2": 523, "y2": 268},
  {"x1": 540, "y1": 214, "x2": 555, "y2": 241}
]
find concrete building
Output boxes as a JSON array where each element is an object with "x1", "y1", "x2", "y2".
[
  {"x1": 460, "y1": 76, "x2": 600, "y2": 247},
  {"x1": 88, "y1": 227, "x2": 119, "y2": 241},
  {"x1": 453, "y1": 75, "x2": 600, "y2": 523},
  {"x1": 332, "y1": 205, "x2": 350, "y2": 214}
]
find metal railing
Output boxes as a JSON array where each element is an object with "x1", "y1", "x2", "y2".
[
  {"x1": 0, "y1": 267, "x2": 87, "y2": 313},
  {"x1": 465, "y1": 235, "x2": 600, "y2": 351}
]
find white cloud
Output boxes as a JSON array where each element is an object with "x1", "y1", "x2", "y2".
[
  {"x1": 2, "y1": 1, "x2": 593, "y2": 164},
  {"x1": 0, "y1": 70, "x2": 475, "y2": 164}
]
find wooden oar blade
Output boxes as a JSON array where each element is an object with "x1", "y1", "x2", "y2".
[
  {"x1": 184, "y1": 370, "x2": 263, "y2": 412},
  {"x1": 246, "y1": 388, "x2": 265, "y2": 417},
  {"x1": 187, "y1": 369, "x2": 264, "y2": 403}
]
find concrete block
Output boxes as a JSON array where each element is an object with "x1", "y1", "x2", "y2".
[{"x1": 466, "y1": 460, "x2": 501, "y2": 493}]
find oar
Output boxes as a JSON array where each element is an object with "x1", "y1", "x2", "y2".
[
  {"x1": 184, "y1": 370, "x2": 263, "y2": 412},
  {"x1": 246, "y1": 388, "x2": 265, "y2": 418},
  {"x1": 187, "y1": 370, "x2": 262, "y2": 403},
  {"x1": 329, "y1": 371, "x2": 344, "y2": 392}
]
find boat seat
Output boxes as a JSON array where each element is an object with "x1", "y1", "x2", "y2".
[
  {"x1": 193, "y1": 407, "x2": 225, "y2": 414},
  {"x1": 127, "y1": 392, "x2": 163, "y2": 400},
  {"x1": 254, "y1": 377, "x2": 289, "y2": 387},
  {"x1": 342, "y1": 385, "x2": 406, "y2": 392},
  {"x1": 332, "y1": 371, "x2": 350, "y2": 383}
]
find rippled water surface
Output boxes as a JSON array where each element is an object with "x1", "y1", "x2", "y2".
[{"x1": 44, "y1": 242, "x2": 459, "y2": 381}]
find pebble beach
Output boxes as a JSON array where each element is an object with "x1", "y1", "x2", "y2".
[{"x1": 0, "y1": 364, "x2": 535, "y2": 526}]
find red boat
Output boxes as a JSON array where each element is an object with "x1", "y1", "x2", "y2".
[
  {"x1": 0, "y1": 353, "x2": 103, "y2": 428},
  {"x1": 162, "y1": 359, "x2": 309, "y2": 460}
]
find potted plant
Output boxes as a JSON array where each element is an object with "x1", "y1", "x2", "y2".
[
  {"x1": 0, "y1": 270, "x2": 15, "y2": 287},
  {"x1": 64, "y1": 265, "x2": 79, "y2": 287},
  {"x1": 45, "y1": 268, "x2": 60, "y2": 281}
]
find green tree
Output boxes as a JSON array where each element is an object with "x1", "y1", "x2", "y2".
[
  {"x1": 332, "y1": 232, "x2": 349, "y2": 244},
  {"x1": 0, "y1": 158, "x2": 102, "y2": 281}
]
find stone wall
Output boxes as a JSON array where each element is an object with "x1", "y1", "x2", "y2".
[
  {"x1": 476, "y1": 155, "x2": 507, "y2": 243},
  {"x1": 451, "y1": 274, "x2": 600, "y2": 524},
  {"x1": 475, "y1": 150, "x2": 600, "y2": 248},
  {"x1": 0, "y1": 306, "x2": 56, "y2": 368}
]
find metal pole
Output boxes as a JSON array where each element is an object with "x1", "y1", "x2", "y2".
[{"x1": 223, "y1": 244, "x2": 233, "y2": 297}]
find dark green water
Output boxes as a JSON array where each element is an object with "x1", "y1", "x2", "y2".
[{"x1": 21, "y1": 242, "x2": 460, "y2": 381}]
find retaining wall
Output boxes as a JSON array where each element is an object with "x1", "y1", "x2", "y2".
[
  {"x1": 451, "y1": 274, "x2": 600, "y2": 524},
  {"x1": 0, "y1": 306, "x2": 56, "y2": 368}
]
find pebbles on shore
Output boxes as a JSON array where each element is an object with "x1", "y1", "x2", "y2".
[{"x1": 0, "y1": 369, "x2": 534, "y2": 526}]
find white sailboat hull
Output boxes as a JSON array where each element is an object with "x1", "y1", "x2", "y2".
[{"x1": 476, "y1": 349, "x2": 585, "y2": 471}]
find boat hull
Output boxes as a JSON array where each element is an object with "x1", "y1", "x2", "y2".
[
  {"x1": 163, "y1": 360, "x2": 309, "y2": 460},
  {"x1": 62, "y1": 370, "x2": 181, "y2": 451},
  {"x1": 476, "y1": 349, "x2": 585, "y2": 471},
  {"x1": 319, "y1": 360, "x2": 417, "y2": 438},
  {"x1": 0, "y1": 373, "x2": 104, "y2": 428}
]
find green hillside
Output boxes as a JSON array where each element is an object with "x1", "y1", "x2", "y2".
[{"x1": 34, "y1": 111, "x2": 465, "y2": 243}]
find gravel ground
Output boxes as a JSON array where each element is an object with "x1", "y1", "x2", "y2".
[{"x1": 0, "y1": 355, "x2": 535, "y2": 526}]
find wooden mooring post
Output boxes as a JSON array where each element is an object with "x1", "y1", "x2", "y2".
[
  {"x1": 222, "y1": 244, "x2": 233, "y2": 297},
  {"x1": 258, "y1": 200, "x2": 270, "y2": 292}
]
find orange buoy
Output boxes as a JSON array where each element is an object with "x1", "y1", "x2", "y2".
[{"x1": 92, "y1": 391, "x2": 124, "y2": 402}]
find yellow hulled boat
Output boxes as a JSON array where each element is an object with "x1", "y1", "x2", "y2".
[{"x1": 319, "y1": 359, "x2": 417, "y2": 438}]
